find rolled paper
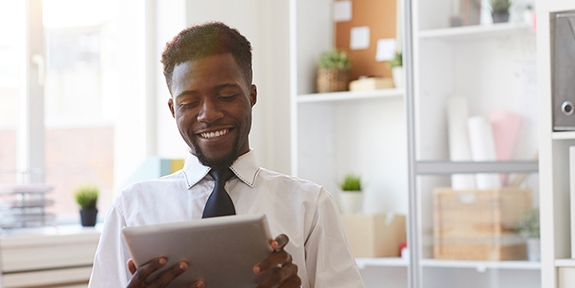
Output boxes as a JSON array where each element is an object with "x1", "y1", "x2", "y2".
[
  {"x1": 447, "y1": 97, "x2": 476, "y2": 190},
  {"x1": 489, "y1": 110, "x2": 522, "y2": 185},
  {"x1": 468, "y1": 115, "x2": 501, "y2": 190},
  {"x1": 490, "y1": 110, "x2": 521, "y2": 160}
]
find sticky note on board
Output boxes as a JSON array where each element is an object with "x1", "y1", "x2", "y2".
[
  {"x1": 375, "y1": 39, "x2": 397, "y2": 62},
  {"x1": 334, "y1": 0, "x2": 352, "y2": 22},
  {"x1": 350, "y1": 26, "x2": 370, "y2": 50}
]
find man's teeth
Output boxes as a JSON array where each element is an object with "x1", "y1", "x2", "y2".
[{"x1": 201, "y1": 129, "x2": 229, "y2": 139}]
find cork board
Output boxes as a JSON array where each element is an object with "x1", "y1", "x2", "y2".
[{"x1": 335, "y1": 0, "x2": 397, "y2": 81}]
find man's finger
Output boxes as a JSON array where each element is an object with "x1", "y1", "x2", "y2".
[
  {"x1": 131, "y1": 257, "x2": 167, "y2": 284},
  {"x1": 127, "y1": 258, "x2": 137, "y2": 275},
  {"x1": 272, "y1": 234, "x2": 289, "y2": 251},
  {"x1": 256, "y1": 263, "x2": 299, "y2": 288},
  {"x1": 147, "y1": 261, "x2": 188, "y2": 288},
  {"x1": 254, "y1": 249, "x2": 292, "y2": 275},
  {"x1": 189, "y1": 280, "x2": 206, "y2": 288},
  {"x1": 279, "y1": 272, "x2": 302, "y2": 288}
]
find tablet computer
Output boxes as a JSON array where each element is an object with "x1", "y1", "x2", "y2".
[{"x1": 121, "y1": 213, "x2": 273, "y2": 287}]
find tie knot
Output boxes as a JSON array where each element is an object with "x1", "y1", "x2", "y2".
[{"x1": 209, "y1": 167, "x2": 234, "y2": 183}]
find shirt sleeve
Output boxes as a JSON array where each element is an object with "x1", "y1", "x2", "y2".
[
  {"x1": 304, "y1": 188, "x2": 365, "y2": 288},
  {"x1": 88, "y1": 195, "x2": 132, "y2": 287}
]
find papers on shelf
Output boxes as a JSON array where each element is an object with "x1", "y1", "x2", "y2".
[{"x1": 0, "y1": 184, "x2": 54, "y2": 194}]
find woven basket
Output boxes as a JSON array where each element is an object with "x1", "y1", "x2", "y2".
[{"x1": 317, "y1": 68, "x2": 349, "y2": 93}]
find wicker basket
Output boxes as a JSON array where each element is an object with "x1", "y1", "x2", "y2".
[
  {"x1": 317, "y1": 68, "x2": 349, "y2": 93},
  {"x1": 433, "y1": 187, "x2": 532, "y2": 260}
]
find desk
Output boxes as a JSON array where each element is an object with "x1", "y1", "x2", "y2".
[{"x1": 0, "y1": 226, "x2": 100, "y2": 288}]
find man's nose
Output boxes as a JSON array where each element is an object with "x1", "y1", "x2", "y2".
[{"x1": 197, "y1": 98, "x2": 224, "y2": 123}]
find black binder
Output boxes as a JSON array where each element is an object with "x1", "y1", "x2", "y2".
[{"x1": 553, "y1": 12, "x2": 575, "y2": 131}]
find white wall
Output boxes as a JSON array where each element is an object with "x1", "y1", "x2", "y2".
[
  {"x1": 114, "y1": 0, "x2": 149, "y2": 193},
  {"x1": 151, "y1": 0, "x2": 292, "y2": 174},
  {"x1": 153, "y1": 0, "x2": 189, "y2": 160}
]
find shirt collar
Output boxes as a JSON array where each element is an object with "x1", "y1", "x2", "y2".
[{"x1": 182, "y1": 150, "x2": 260, "y2": 189}]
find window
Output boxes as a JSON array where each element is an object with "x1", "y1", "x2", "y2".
[
  {"x1": 0, "y1": 0, "x2": 143, "y2": 225},
  {"x1": 43, "y1": 0, "x2": 118, "y2": 219},
  {"x1": 0, "y1": 2, "x2": 21, "y2": 185}
]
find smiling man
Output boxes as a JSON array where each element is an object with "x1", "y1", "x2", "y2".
[
  {"x1": 89, "y1": 22, "x2": 364, "y2": 288},
  {"x1": 168, "y1": 53, "x2": 255, "y2": 170}
]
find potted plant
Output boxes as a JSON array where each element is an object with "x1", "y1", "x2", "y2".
[
  {"x1": 316, "y1": 48, "x2": 351, "y2": 93},
  {"x1": 490, "y1": 0, "x2": 513, "y2": 23},
  {"x1": 338, "y1": 174, "x2": 363, "y2": 214},
  {"x1": 388, "y1": 52, "x2": 403, "y2": 88},
  {"x1": 515, "y1": 208, "x2": 540, "y2": 261},
  {"x1": 74, "y1": 185, "x2": 99, "y2": 227}
]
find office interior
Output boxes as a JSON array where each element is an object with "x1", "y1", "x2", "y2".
[{"x1": 0, "y1": 0, "x2": 574, "y2": 287}]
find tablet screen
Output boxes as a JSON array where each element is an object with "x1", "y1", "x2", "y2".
[{"x1": 122, "y1": 214, "x2": 273, "y2": 287}]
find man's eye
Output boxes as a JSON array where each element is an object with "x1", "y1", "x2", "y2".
[
  {"x1": 179, "y1": 102, "x2": 198, "y2": 108},
  {"x1": 219, "y1": 94, "x2": 237, "y2": 101}
]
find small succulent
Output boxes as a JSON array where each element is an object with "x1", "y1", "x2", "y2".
[
  {"x1": 490, "y1": 0, "x2": 513, "y2": 12},
  {"x1": 515, "y1": 208, "x2": 540, "y2": 238},
  {"x1": 389, "y1": 52, "x2": 403, "y2": 68},
  {"x1": 74, "y1": 185, "x2": 99, "y2": 210},
  {"x1": 340, "y1": 174, "x2": 362, "y2": 192},
  {"x1": 317, "y1": 49, "x2": 351, "y2": 70}
]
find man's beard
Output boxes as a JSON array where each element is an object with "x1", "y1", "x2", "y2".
[{"x1": 193, "y1": 136, "x2": 241, "y2": 169}]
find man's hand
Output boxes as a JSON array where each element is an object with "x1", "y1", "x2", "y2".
[
  {"x1": 253, "y1": 234, "x2": 302, "y2": 288},
  {"x1": 126, "y1": 257, "x2": 205, "y2": 288}
]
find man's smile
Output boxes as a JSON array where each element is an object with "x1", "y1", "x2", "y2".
[{"x1": 199, "y1": 128, "x2": 230, "y2": 139}]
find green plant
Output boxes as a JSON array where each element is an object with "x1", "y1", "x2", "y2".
[
  {"x1": 340, "y1": 174, "x2": 362, "y2": 192},
  {"x1": 515, "y1": 208, "x2": 540, "y2": 238},
  {"x1": 490, "y1": 0, "x2": 513, "y2": 12},
  {"x1": 74, "y1": 185, "x2": 99, "y2": 210},
  {"x1": 388, "y1": 52, "x2": 403, "y2": 68},
  {"x1": 317, "y1": 49, "x2": 351, "y2": 70}
]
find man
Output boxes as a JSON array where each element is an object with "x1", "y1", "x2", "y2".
[{"x1": 89, "y1": 22, "x2": 364, "y2": 288}]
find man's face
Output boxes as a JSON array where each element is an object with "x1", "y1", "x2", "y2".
[{"x1": 168, "y1": 53, "x2": 257, "y2": 168}]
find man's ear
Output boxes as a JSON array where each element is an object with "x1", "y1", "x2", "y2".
[
  {"x1": 250, "y1": 84, "x2": 257, "y2": 107},
  {"x1": 168, "y1": 98, "x2": 175, "y2": 118}
]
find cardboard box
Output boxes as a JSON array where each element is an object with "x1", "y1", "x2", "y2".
[
  {"x1": 341, "y1": 213, "x2": 406, "y2": 257},
  {"x1": 433, "y1": 187, "x2": 532, "y2": 260}
]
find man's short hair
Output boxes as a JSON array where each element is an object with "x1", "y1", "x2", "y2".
[{"x1": 161, "y1": 22, "x2": 253, "y2": 92}]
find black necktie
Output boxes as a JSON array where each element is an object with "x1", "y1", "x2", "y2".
[{"x1": 202, "y1": 168, "x2": 236, "y2": 218}]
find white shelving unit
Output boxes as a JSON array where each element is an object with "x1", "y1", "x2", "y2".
[
  {"x1": 552, "y1": 132, "x2": 575, "y2": 140},
  {"x1": 537, "y1": 1, "x2": 575, "y2": 287},
  {"x1": 356, "y1": 257, "x2": 409, "y2": 269},
  {"x1": 289, "y1": 0, "x2": 409, "y2": 287},
  {"x1": 289, "y1": 0, "x2": 409, "y2": 216},
  {"x1": 419, "y1": 22, "x2": 532, "y2": 40},
  {"x1": 297, "y1": 89, "x2": 404, "y2": 103},
  {"x1": 408, "y1": 0, "x2": 540, "y2": 287},
  {"x1": 421, "y1": 259, "x2": 541, "y2": 270},
  {"x1": 290, "y1": 0, "x2": 541, "y2": 287}
]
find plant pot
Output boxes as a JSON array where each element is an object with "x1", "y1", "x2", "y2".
[
  {"x1": 80, "y1": 208, "x2": 98, "y2": 227},
  {"x1": 526, "y1": 237, "x2": 540, "y2": 262},
  {"x1": 339, "y1": 191, "x2": 363, "y2": 214},
  {"x1": 391, "y1": 66, "x2": 404, "y2": 88},
  {"x1": 317, "y1": 68, "x2": 349, "y2": 93},
  {"x1": 492, "y1": 11, "x2": 510, "y2": 23}
]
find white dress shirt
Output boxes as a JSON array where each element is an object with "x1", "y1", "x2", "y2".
[{"x1": 89, "y1": 150, "x2": 364, "y2": 288}]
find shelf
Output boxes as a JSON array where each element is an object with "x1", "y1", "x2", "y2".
[
  {"x1": 355, "y1": 257, "x2": 408, "y2": 269},
  {"x1": 552, "y1": 131, "x2": 575, "y2": 140},
  {"x1": 556, "y1": 259, "x2": 575, "y2": 267},
  {"x1": 421, "y1": 259, "x2": 541, "y2": 271},
  {"x1": 297, "y1": 88, "x2": 404, "y2": 103},
  {"x1": 415, "y1": 160, "x2": 539, "y2": 175},
  {"x1": 418, "y1": 22, "x2": 533, "y2": 41}
]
